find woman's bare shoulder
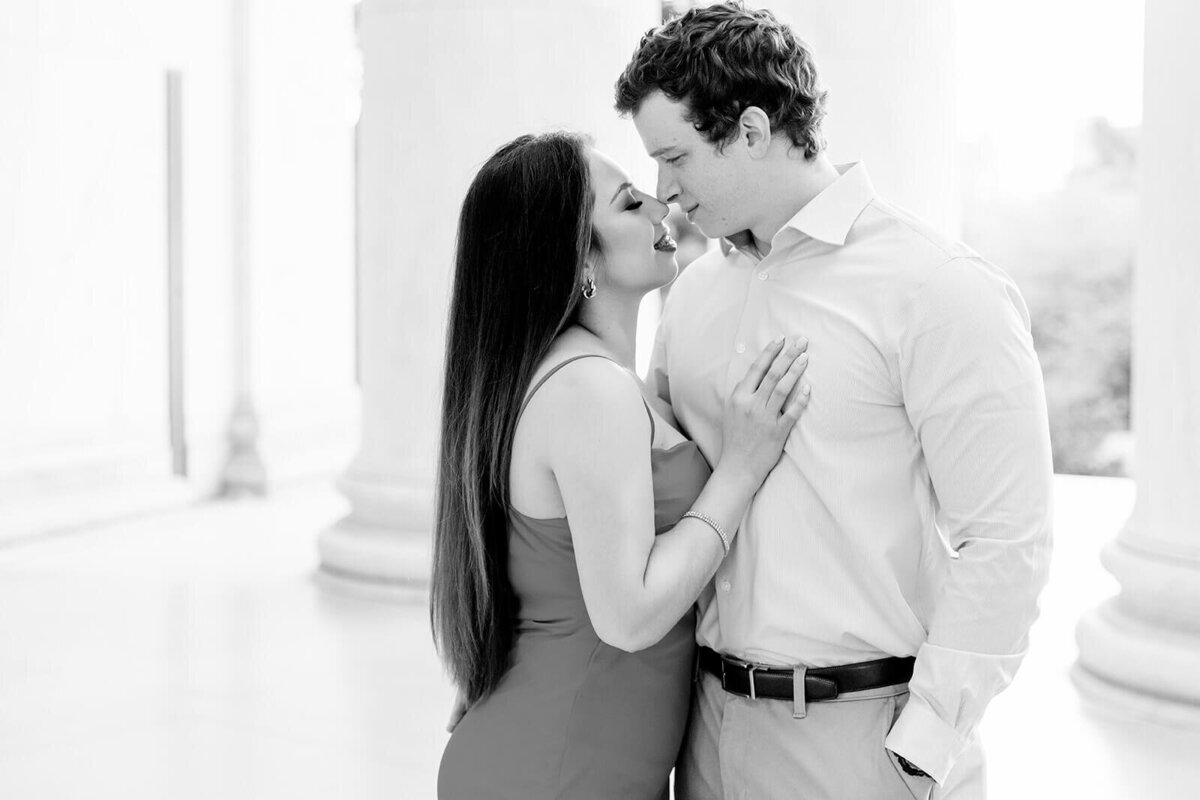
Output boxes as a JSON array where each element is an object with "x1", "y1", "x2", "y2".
[
  {"x1": 524, "y1": 330, "x2": 622, "y2": 398},
  {"x1": 520, "y1": 334, "x2": 646, "y2": 449},
  {"x1": 509, "y1": 334, "x2": 650, "y2": 517}
]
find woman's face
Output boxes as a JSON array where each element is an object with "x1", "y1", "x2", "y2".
[{"x1": 587, "y1": 149, "x2": 678, "y2": 298}]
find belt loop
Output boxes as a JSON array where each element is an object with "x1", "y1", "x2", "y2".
[
  {"x1": 747, "y1": 664, "x2": 757, "y2": 700},
  {"x1": 792, "y1": 666, "x2": 808, "y2": 719}
]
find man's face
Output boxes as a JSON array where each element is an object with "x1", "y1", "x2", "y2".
[{"x1": 632, "y1": 91, "x2": 754, "y2": 240}]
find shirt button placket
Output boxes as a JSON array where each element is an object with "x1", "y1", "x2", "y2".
[{"x1": 725, "y1": 254, "x2": 770, "y2": 397}]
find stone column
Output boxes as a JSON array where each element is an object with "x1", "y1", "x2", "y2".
[
  {"x1": 1074, "y1": 0, "x2": 1200, "y2": 726},
  {"x1": 318, "y1": 0, "x2": 659, "y2": 599}
]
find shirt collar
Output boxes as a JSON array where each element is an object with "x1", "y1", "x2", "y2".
[{"x1": 720, "y1": 161, "x2": 875, "y2": 256}]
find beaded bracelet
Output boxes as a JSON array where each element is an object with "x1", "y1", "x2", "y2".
[{"x1": 682, "y1": 510, "x2": 731, "y2": 556}]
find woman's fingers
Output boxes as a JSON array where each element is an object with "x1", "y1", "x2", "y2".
[
  {"x1": 754, "y1": 337, "x2": 807, "y2": 399},
  {"x1": 781, "y1": 375, "x2": 812, "y2": 421},
  {"x1": 737, "y1": 337, "x2": 787, "y2": 395},
  {"x1": 765, "y1": 351, "x2": 809, "y2": 413},
  {"x1": 720, "y1": 335, "x2": 812, "y2": 484}
]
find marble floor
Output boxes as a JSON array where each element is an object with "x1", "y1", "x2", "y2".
[{"x1": 1, "y1": 474, "x2": 1198, "y2": 799}]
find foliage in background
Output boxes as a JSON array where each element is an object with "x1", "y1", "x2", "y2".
[{"x1": 962, "y1": 119, "x2": 1136, "y2": 476}]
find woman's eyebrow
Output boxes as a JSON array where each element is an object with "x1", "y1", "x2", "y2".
[{"x1": 610, "y1": 181, "x2": 634, "y2": 204}]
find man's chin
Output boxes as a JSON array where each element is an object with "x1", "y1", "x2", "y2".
[
  {"x1": 688, "y1": 212, "x2": 736, "y2": 241},
  {"x1": 697, "y1": 223, "x2": 734, "y2": 243},
  {"x1": 692, "y1": 219, "x2": 724, "y2": 240}
]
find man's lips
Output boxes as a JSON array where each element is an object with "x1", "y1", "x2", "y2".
[{"x1": 685, "y1": 204, "x2": 700, "y2": 220}]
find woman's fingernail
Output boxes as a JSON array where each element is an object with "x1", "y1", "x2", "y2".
[{"x1": 802, "y1": 383, "x2": 811, "y2": 394}]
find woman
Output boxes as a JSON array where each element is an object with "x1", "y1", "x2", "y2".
[{"x1": 432, "y1": 131, "x2": 810, "y2": 799}]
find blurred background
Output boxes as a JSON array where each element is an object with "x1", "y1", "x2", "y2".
[{"x1": 3, "y1": 1, "x2": 1199, "y2": 798}]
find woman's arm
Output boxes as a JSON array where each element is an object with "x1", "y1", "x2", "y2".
[{"x1": 544, "y1": 338, "x2": 809, "y2": 652}]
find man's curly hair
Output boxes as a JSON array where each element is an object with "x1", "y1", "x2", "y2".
[{"x1": 614, "y1": 2, "x2": 828, "y2": 159}]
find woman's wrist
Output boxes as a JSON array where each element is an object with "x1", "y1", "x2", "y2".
[
  {"x1": 711, "y1": 458, "x2": 764, "y2": 498},
  {"x1": 681, "y1": 510, "x2": 731, "y2": 555}
]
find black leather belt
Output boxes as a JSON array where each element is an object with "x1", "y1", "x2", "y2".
[{"x1": 698, "y1": 646, "x2": 915, "y2": 702}]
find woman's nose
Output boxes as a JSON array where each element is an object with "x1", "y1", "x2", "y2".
[{"x1": 643, "y1": 193, "x2": 669, "y2": 224}]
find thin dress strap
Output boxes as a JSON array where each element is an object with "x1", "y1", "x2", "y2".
[{"x1": 517, "y1": 354, "x2": 655, "y2": 443}]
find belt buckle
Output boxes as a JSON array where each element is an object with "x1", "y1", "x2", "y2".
[{"x1": 721, "y1": 654, "x2": 758, "y2": 700}]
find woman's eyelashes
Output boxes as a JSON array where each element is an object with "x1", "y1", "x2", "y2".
[{"x1": 625, "y1": 200, "x2": 644, "y2": 212}]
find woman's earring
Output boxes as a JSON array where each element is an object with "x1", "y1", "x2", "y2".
[{"x1": 582, "y1": 275, "x2": 597, "y2": 300}]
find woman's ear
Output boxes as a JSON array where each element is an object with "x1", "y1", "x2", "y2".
[
  {"x1": 579, "y1": 258, "x2": 596, "y2": 290},
  {"x1": 584, "y1": 242, "x2": 604, "y2": 278}
]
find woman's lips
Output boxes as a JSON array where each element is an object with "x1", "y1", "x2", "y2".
[{"x1": 653, "y1": 233, "x2": 677, "y2": 252}]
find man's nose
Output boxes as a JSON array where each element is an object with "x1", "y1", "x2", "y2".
[{"x1": 656, "y1": 171, "x2": 680, "y2": 206}]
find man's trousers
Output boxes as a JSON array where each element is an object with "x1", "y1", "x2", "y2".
[{"x1": 675, "y1": 671, "x2": 985, "y2": 799}]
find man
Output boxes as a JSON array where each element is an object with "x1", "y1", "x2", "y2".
[{"x1": 614, "y1": 4, "x2": 1053, "y2": 799}]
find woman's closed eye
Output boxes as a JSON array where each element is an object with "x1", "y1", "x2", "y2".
[{"x1": 625, "y1": 201, "x2": 644, "y2": 212}]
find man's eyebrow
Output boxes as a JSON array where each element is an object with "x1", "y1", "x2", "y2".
[
  {"x1": 610, "y1": 181, "x2": 633, "y2": 204},
  {"x1": 649, "y1": 146, "x2": 678, "y2": 159}
]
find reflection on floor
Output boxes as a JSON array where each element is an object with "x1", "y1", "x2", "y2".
[{"x1": 1, "y1": 475, "x2": 1197, "y2": 799}]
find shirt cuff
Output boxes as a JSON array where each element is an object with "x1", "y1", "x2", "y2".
[{"x1": 884, "y1": 691, "x2": 969, "y2": 786}]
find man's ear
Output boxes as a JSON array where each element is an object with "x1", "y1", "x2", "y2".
[{"x1": 739, "y1": 106, "x2": 773, "y2": 157}]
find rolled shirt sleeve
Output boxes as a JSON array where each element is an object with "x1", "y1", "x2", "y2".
[{"x1": 885, "y1": 257, "x2": 1054, "y2": 783}]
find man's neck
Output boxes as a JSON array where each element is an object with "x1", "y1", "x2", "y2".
[{"x1": 746, "y1": 153, "x2": 841, "y2": 257}]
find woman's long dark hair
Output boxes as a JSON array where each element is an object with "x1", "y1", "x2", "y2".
[{"x1": 431, "y1": 132, "x2": 595, "y2": 704}]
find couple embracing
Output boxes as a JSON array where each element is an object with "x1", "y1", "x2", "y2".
[{"x1": 431, "y1": 4, "x2": 1053, "y2": 799}]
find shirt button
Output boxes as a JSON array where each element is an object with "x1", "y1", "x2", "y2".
[
  {"x1": 720, "y1": 580, "x2": 732, "y2": 592},
  {"x1": 758, "y1": 271, "x2": 769, "y2": 280},
  {"x1": 735, "y1": 343, "x2": 746, "y2": 354}
]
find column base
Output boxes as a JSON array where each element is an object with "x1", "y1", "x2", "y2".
[
  {"x1": 218, "y1": 398, "x2": 267, "y2": 497},
  {"x1": 317, "y1": 515, "x2": 431, "y2": 594},
  {"x1": 1071, "y1": 662, "x2": 1200, "y2": 729},
  {"x1": 315, "y1": 448, "x2": 435, "y2": 600},
  {"x1": 1075, "y1": 595, "x2": 1200, "y2": 729},
  {"x1": 315, "y1": 561, "x2": 428, "y2": 604},
  {"x1": 218, "y1": 451, "x2": 267, "y2": 497}
]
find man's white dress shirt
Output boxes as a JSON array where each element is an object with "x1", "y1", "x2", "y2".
[{"x1": 648, "y1": 162, "x2": 1054, "y2": 784}]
